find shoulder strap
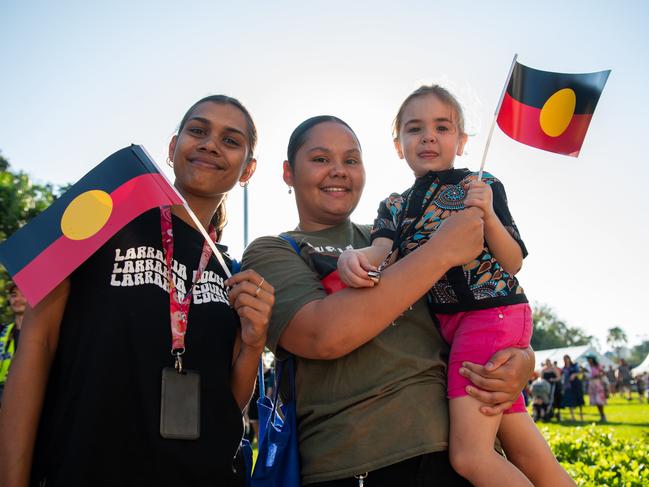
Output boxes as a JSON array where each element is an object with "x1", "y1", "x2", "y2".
[
  {"x1": 279, "y1": 232, "x2": 301, "y2": 254},
  {"x1": 272, "y1": 355, "x2": 296, "y2": 408},
  {"x1": 258, "y1": 359, "x2": 266, "y2": 399}
]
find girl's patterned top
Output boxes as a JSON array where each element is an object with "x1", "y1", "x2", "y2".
[{"x1": 372, "y1": 168, "x2": 528, "y2": 313}]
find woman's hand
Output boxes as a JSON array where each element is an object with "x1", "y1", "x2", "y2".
[
  {"x1": 459, "y1": 346, "x2": 535, "y2": 415},
  {"x1": 226, "y1": 269, "x2": 274, "y2": 350}
]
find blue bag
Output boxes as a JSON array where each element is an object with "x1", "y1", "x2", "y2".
[{"x1": 251, "y1": 356, "x2": 300, "y2": 486}]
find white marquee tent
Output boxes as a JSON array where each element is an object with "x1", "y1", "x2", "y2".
[
  {"x1": 534, "y1": 345, "x2": 615, "y2": 371},
  {"x1": 632, "y1": 353, "x2": 649, "y2": 376}
]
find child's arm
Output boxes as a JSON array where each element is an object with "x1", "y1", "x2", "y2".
[
  {"x1": 464, "y1": 180, "x2": 523, "y2": 275},
  {"x1": 338, "y1": 237, "x2": 393, "y2": 288}
]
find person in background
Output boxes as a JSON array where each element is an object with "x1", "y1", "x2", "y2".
[
  {"x1": 553, "y1": 361, "x2": 564, "y2": 418},
  {"x1": 541, "y1": 358, "x2": 562, "y2": 421},
  {"x1": 530, "y1": 374, "x2": 552, "y2": 422},
  {"x1": 586, "y1": 356, "x2": 607, "y2": 423},
  {"x1": 635, "y1": 373, "x2": 646, "y2": 403},
  {"x1": 0, "y1": 283, "x2": 27, "y2": 406},
  {"x1": 561, "y1": 355, "x2": 584, "y2": 422},
  {"x1": 521, "y1": 374, "x2": 533, "y2": 407},
  {"x1": 606, "y1": 365, "x2": 617, "y2": 397},
  {"x1": 617, "y1": 359, "x2": 633, "y2": 401}
]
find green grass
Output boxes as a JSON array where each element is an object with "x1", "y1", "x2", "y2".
[
  {"x1": 533, "y1": 395, "x2": 649, "y2": 440},
  {"x1": 249, "y1": 396, "x2": 649, "y2": 484}
]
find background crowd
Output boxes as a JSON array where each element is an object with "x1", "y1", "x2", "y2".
[{"x1": 526, "y1": 355, "x2": 648, "y2": 424}]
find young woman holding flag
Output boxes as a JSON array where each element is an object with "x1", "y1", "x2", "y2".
[{"x1": 0, "y1": 95, "x2": 273, "y2": 487}]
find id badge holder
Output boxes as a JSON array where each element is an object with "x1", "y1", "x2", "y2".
[{"x1": 160, "y1": 366, "x2": 201, "y2": 440}]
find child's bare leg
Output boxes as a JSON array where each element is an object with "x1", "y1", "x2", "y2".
[
  {"x1": 499, "y1": 412, "x2": 576, "y2": 487},
  {"x1": 448, "y1": 396, "x2": 532, "y2": 487}
]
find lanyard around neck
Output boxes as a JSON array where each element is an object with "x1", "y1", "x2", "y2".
[{"x1": 160, "y1": 206, "x2": 216, "y2": 365}]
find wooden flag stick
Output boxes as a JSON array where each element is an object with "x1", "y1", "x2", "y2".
[{"x1": 477, "y1": 53, "x2": 518, "y2": 181}]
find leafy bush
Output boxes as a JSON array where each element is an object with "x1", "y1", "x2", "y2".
[{"x1": 542, "y1": 425, "x2": 649, "y2": 486}]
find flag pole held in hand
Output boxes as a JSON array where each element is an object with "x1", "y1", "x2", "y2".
[{"x1": 478, "y1": 53, "x2": 518, "y2": 181}]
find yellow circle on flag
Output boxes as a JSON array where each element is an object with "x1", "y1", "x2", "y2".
[
  {"x1": 61, "y1": 190, "x2": 113, "y2": 240},
  {"x1": 539, "y1": 88, "x2": 576, "y2": 137}
]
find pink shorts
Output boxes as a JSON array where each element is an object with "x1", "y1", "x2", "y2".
[{"x1": 437, "y1": 303, "x2": 533, "y2": 414}]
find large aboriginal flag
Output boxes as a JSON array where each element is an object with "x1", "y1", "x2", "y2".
[
  {"x1": 0, "y1": 145, "x2": 183, "y2": 306},
  {"x1": 497, "y1": 61, "x2": 610, "y2": 156}
]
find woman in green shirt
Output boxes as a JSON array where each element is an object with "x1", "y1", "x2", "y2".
[{"x1": 243, "y1": 116, "x2": 535, "y2": 486}]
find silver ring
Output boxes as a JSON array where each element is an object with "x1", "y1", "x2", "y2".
[{"x1": 254, "y1": 277, "x2": 265, "y2": 297}]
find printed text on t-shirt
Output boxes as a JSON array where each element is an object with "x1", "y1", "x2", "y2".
[{"x1": 109, "y1": 246, "x2": 229, "y2": 305}]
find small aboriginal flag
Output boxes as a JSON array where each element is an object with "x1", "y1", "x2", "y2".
[
  {"x1": 0, "y1": 145, "x2": 183, "y2": 306},
  {"x1": 496, "y1": 61, "x2": 610, "y2": 157}
]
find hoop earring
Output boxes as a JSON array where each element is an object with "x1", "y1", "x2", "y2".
[{"x1": 288, "y1": 186, "x2": 292, "y2": 194}]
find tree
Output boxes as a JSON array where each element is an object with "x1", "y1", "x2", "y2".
[
  {"x1": 629, "y1": 340, "x2": 649, "y2": 367},
  {"x1": 0, "y1": 151, "x2": 64, "y2": 323},
  {"x1": 531, "y1": 302, "x2": 592, "y2": 350},
  {"x1": 606, "y1": 326, "x2": 628, "y2": 359}
]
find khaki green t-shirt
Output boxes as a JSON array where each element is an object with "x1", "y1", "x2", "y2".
[{"x1": 242, "y1": 220, "x2": 450, "y2": 485}]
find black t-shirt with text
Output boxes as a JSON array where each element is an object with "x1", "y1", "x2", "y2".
[{"x1": 32, "y1": 209, "x2": 243, "y2": 487}]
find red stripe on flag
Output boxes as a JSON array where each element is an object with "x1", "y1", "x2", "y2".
[
  {"x1": 14, "y1": 173, "x2": 182, "y2": 306},
  {"x1": 497, "y1": 92, "x2": 594, "y2": 157}
]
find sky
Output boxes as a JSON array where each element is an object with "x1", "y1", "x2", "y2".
[{"x1": 1, "y1": 0, "x2": 648, "y2": 350}]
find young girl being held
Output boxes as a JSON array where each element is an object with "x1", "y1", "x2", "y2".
[{"x1": 338, "y1": 85, "x2": 574, "y2": 487}]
